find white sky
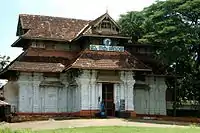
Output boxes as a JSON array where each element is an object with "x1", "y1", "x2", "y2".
[
  {"x1": 20, "y1": 0, "x2": 156, "y2": 20},
  {"x1": 1, "y1": 0, "x2": 156, "y2": 61}
]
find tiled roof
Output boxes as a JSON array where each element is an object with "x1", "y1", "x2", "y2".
[
  {"x1": 69, "y1": 50, "x2": 152, "y2": 71},
  {"x1": 8, "y1": 61, "x2": 65, "y2": 72},
  {"x1": 0, "y1": 49, "x2": 76, "y2": 74},
  {"x1": 18, "y1": 14, "x2": 90, "y2": 41},
  {"x1": 17, "y1": 13, "x2": 126, "y2": 42},
  {"x1": 132, "y1": 53, "x2": 167, "y2": 74}
]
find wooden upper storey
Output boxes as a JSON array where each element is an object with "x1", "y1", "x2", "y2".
[
  {"x1": 0, "y1": 13, "x2": 164, "y2": 79},
  {"x1": 12, "y1": 12, "x2": 153, "y2": 56}
]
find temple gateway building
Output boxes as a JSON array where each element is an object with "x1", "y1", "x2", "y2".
[{"x1": 0, "y1": 13, "x2": 167, "y2": 120}]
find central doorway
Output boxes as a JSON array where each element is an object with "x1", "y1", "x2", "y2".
[{"x1": 102, "y1": 83, "x2": 115, "y2": 116}]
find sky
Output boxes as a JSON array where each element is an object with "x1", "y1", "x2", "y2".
[{"x1": 0, "y1": 0, "x2": 156, "y2": 61}]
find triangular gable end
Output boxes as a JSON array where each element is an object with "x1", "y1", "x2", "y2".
[
  {"x1": 77, "y1": 13, "x2": 121, "y2": 37},
  {"x1": 16, "y1": 15, "x2": 29, "y2": 37},
  {"x1": 16, "y1": 16, "x2": 23, "y2": 36},
  {"x1": 71, "y1": 13, "x2": 131, "y2": 41},
  {"x1": 93, "y1": 13, "x2": 120, "y2": 30},
  {"x1": 91, "y1": 13, "x2": 121, "y2": 35}
]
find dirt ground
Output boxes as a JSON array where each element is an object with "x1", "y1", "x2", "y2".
[{"x1": 0, "y1": 118, "x2": 197, "y2": 130}]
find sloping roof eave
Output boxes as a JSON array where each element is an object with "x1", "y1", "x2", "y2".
[
  {"x1": 0, "y1": 51, "x2": 28, "y2": 78},
  {"x1": 64, "y1": 49, "x2": 152, "y2": 72},
  {"x1": 69, "y1": 66, "x2": 152, "y2": 71}
]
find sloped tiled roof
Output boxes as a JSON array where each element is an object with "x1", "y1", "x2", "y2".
[
  {"x1": 68, "y1": 50, "x2": 152, "y2": 71},
  {"x1": 18, "y1": 14, "x2": 90, "y2": 41},
  {"x1": 8, "y1": 61, "x2": 65, "y2": 72},
  {"x1": 17, "y1": 13, "x2": 126, "y2": 42},
  {"x1": 0, "y1": 49, "x2": 152, "y2": 76},
  {"x1": 133, "y1": 53, "x2": 167, "y2": 74}
]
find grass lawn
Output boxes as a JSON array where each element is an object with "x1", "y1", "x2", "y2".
[{"x1": 1, "y1": 126, "x2": 200, "y2": 133}]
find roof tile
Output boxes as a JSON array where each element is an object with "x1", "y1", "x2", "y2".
[
  {"x1": 70, "y1": 50, "x2": 151, "y2": 71},
  {"x1": 19, "y1": 14, "x2": 90, "y2": 41},
  {"x1": 9, "y1": 61, "x2": 65, "y2": 72}
]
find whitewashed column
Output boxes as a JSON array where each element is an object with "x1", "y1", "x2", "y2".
[
  {"x1": 91, "y1": 70, "x2": 97, "y2": 109},
  {"x1": 126, "y1": 71, "x2": 135, "y2": 111},
  {"x1": 77, "y1": 70, "x2": 90, "y2": 110},
  {"x1": 119, "y1": 71, "x2": 125, "y2": 100},
  {"x1": 114, "y1": 83, "x2": 120, "y2": 111},
  {"x1": 32, "y1": 73, "x2": 42, "y2": 113},
  {"x1": 148, "y1": 77, "x2": 156, "y2": 114},
  {"x1": 159, "y1": 77, "x2": 167, "y2": 115},
  {"x1": 97, "y1": 83, "x2": 102, "y2": 110},
  {"x1": 60, "y1": 73, "x2": 69, "y2": 112},
  {"x1": 18, "y1": 81, "x2": 26, "y2": 112}
]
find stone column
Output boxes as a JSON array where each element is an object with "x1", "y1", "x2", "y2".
[
  {"x1": 32, "y1": 73, "x2": 42, "y2": 113},
  {"x1": 77, "y1": 70, "x2": 91, "y2": 110},
  {"x1": 159, "y1": 77, "x2": 167, "y2": 115},
  {"x1": 114, "y1": 83, "x2": 120, "y2": 111},
  {"x1": 126, "y1": 71, "x2": 135, "y2": 111},
  {"x1": 76, "y1": 70, "x2": 99, "y2": 117},
  {"x1": 90, "y1": 70, "x2": 97, "y2": 109},
  {"x1": 119, "y1": 71, "x2": 136, "y2": 117}
]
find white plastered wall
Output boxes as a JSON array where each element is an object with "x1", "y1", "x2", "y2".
[
  {"x1": 134, "y1": 76, "x2": 167, "y2": 115},
  {"x1": 6, "y1": 70, "x2": 138, "y2": 114},
  {"x1": 16, "y1": 72, "x2": 81, "y2": 113}
]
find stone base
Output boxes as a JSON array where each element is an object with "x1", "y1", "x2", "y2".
[
  {"x1": 12, "y1": 110, "x2": 99, "y2": 122},
  {"x1": 115, "y1": 111, "x2": 136, "y2": 118},
  {"x1": 128, "y1": 111, "x2": 137, "y2": 118},
  {"x1": 11, "y1": 110, "x2": 135, "y2": 122},
  {"x1": 12, "y1": 112, "x2": 77, "y2": 122},
  {"x1": 79, "y1": 110, "x2": 99, "y2": 117}
]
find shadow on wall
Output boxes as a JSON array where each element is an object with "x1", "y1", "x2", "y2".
[{"x1": 4, "y1": 81, "x2": 19, "y2": 112}]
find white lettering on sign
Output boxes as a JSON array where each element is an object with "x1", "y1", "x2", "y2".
[{"x1": 90, "y1": 45, "x2": 124, "y2": 52}]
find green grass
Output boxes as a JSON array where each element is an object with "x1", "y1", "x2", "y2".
[{"x1": 1, "y1": 126, "x2": 200, "y2": 133}]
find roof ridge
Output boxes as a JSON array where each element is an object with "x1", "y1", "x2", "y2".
[
  {"x1": 19, "y1": 14, "x2": 91, "y2": 22},
  {"x1": 63, "y1": 50, "x2": 85, "y2": 71},
  {"x1": 14, "y1": 61, "x2": 64, "y2": 64}
]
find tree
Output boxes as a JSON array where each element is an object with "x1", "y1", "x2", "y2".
[
  {"x1": 118, "y1": 0, "x2": 200, "y2": 108},
  {"x1": 118, "y1": 11, "x2": 145, "y2": 43},
  {"x1": 0, "y1": 55, "x2": 10, "y2": 71}
]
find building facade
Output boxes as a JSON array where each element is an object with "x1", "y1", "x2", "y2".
[{"x1": 0, "y1": 13, "x2": 167, "y2": 120}]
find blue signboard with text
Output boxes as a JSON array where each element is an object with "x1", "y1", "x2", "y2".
[{"x1": 90, "y1": 45, "x2": 124, "y2": 52}]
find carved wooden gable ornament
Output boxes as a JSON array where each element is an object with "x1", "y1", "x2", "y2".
[
  {"x1": 92, "y1": 13, "x2": 120, "y2": 35},
  {"x1": 77, "y1": 13, "x2": 121, "y2": 37}
]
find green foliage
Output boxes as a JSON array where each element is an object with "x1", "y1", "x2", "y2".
[
  {"x1": 0, "y1": 128, "x2": 32, "y2": 133},
  {"x1": 0, "y1": 126, "x2": 200, "y2": 133},
  {"x1": 118, "y1": 0, "x2": 200, "y2": 104},
  {"x1": 0, "y1": 55, "x2": 10, "y2": 71},
  {"x1": 118, "y1": 11, "x2": 145, "y2": 43}
]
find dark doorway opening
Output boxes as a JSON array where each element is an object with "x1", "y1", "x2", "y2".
[
  {"x1": 102, "y1": 83, "x2": 115, "y2": 116},
  {"x1": 0, "y1": 104, "x2": 11, "y2": 122}
]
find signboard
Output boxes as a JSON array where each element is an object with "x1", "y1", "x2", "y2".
[{"x1": 90, "y1": 45, "x2": 124, "y2": 52}]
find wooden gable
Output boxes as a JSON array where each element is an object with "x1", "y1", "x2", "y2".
[
  {"x1": 79, "y1": 13, "x2": 121, "y2": 37},
  {"x1": 92, "y1": 13, "x2": 120, "y2": 35}
]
